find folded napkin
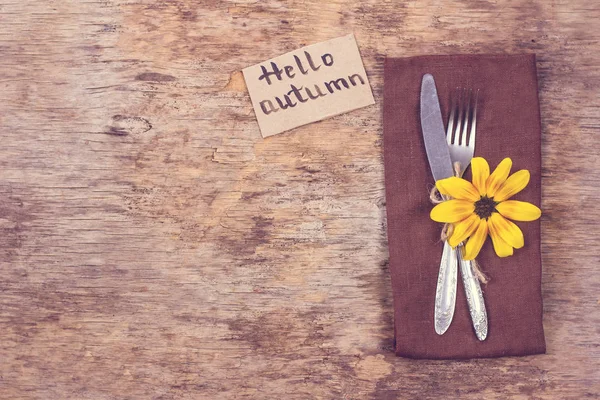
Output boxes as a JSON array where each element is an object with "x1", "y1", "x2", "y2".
[{"x1": 383, "y1": 54, "x2": 545, "y2": 359}]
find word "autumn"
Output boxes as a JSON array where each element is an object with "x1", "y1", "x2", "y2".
[{"x1": 256, "y1": 50, "x2": 367, "y2": 115}]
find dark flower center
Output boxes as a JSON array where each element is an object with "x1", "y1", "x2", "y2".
[{"x1": 474, "y1": 196, "x2": 498, "y2": 219}]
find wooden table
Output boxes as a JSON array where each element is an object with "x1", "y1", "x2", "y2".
[{"x1": 1, "y1": 1, "x2": 599, "y2": 398}]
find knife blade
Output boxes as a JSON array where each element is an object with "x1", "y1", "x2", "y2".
[
  {"x1": 420, "y1": 73, "x2": 458, "y2": 335},
  {"x1": 420, "y1": 74, "x2": 454, "y2": 181}
]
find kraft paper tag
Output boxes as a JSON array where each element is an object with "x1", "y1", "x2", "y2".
[{"x1": 243, "y1": 34, "x2": 375, "y2": 138}]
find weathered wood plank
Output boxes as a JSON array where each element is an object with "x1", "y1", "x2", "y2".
[{"x1": 0, "y1": 0, "x2": 599, "y2": 398}]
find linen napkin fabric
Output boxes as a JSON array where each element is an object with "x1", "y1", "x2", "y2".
[{"x1": 383, "y1": 54, "x2": 545, "y2": 359}]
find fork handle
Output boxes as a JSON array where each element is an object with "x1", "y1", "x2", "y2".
[
  {"x1": 434, "y1": 241, "x2": 458, "y2": 335},
  {"x1": 457, "y1": 246, "x2": 488, "y2": 341}
]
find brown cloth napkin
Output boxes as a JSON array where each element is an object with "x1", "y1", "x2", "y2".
[{"x1": 383, "y1": 54, "x2": 545, "y2": 359}]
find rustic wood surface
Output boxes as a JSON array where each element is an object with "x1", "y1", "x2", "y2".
[{"x1": 1, "y1": 1, "x2": 599, "y2": 399}]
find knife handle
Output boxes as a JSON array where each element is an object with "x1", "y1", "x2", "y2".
[
  {"x1": 457, "y1": 246, "x2": 488, "y2": 341},
  {"x1": 434, "y1": 241, "x2": 458, "y2": 335}
]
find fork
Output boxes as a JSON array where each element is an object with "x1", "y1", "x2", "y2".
[
  {"x1": 434, "y1": 89, "x2": 488, "y2": 341},
  {"x1": 448, "y1": 88, "x2": 487, "y2": 340}
]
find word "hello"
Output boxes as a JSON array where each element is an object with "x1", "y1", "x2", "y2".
[{"x1": 258, "y1": 51, "x2": 334, "y2": 85}]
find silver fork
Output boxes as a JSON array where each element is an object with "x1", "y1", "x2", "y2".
[
  {"x1": 434, "y1": 89, "x2": 488, "y2": 341},
  {"x1": 450, "y1": 89, "x2": 487, "y2": 341}
]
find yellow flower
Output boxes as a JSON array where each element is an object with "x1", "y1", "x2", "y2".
[{"x1": 430, "y1": 157, "x2": 541, "y2": 260}]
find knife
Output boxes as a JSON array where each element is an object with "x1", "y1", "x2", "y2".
[{"x1": 420, "y1": 73, "x2": 458, "y2": 335}]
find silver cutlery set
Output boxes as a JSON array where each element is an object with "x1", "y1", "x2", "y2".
[{"x1": 420, "y1": 74, "x2": 488, "y2": 340}]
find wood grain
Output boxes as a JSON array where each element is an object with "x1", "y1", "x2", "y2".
[{"x1": 1, "y1": 1, "x2": 599, "y2": 399}]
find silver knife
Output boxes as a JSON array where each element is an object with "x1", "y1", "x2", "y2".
[{"x1": 420, "y1": 74, "x2": 458, "y2": 336}]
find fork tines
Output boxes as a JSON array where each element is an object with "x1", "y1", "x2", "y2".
[{"x1": 447, "y1": 88, "x2": 479, "y2": 148}]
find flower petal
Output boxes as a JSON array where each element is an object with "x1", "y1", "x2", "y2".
[
  {"x1": 471, "y1": 157, "x2": 490, "y2": 196},
  {"x1": 496, "y1": 200, "x2": 541, "y2": 221},
  {"x1": 448, "y1": 214, "x2": 480, "y2": 247},
  {"x1": 436, "y1": 177, "x2": 480, "y2": 202},
  {"x1": 486, "y1": 158, "x2": 512, "y2": 198},
  {"x1": 488, "y1": 212, "x2": 524, "y2": 249},
  {"x1": 488, "y1": 218, "x2": 514, "y2": 257},
  {"x1": 430, "y1": 200, "x2": 475, "y2": 223},
  {"x1": 463, "y1": 219, "x2": 488, "y2": 260},
  {"x1": 494, "y1": 170, "x2": 530, "y2": 202}
]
